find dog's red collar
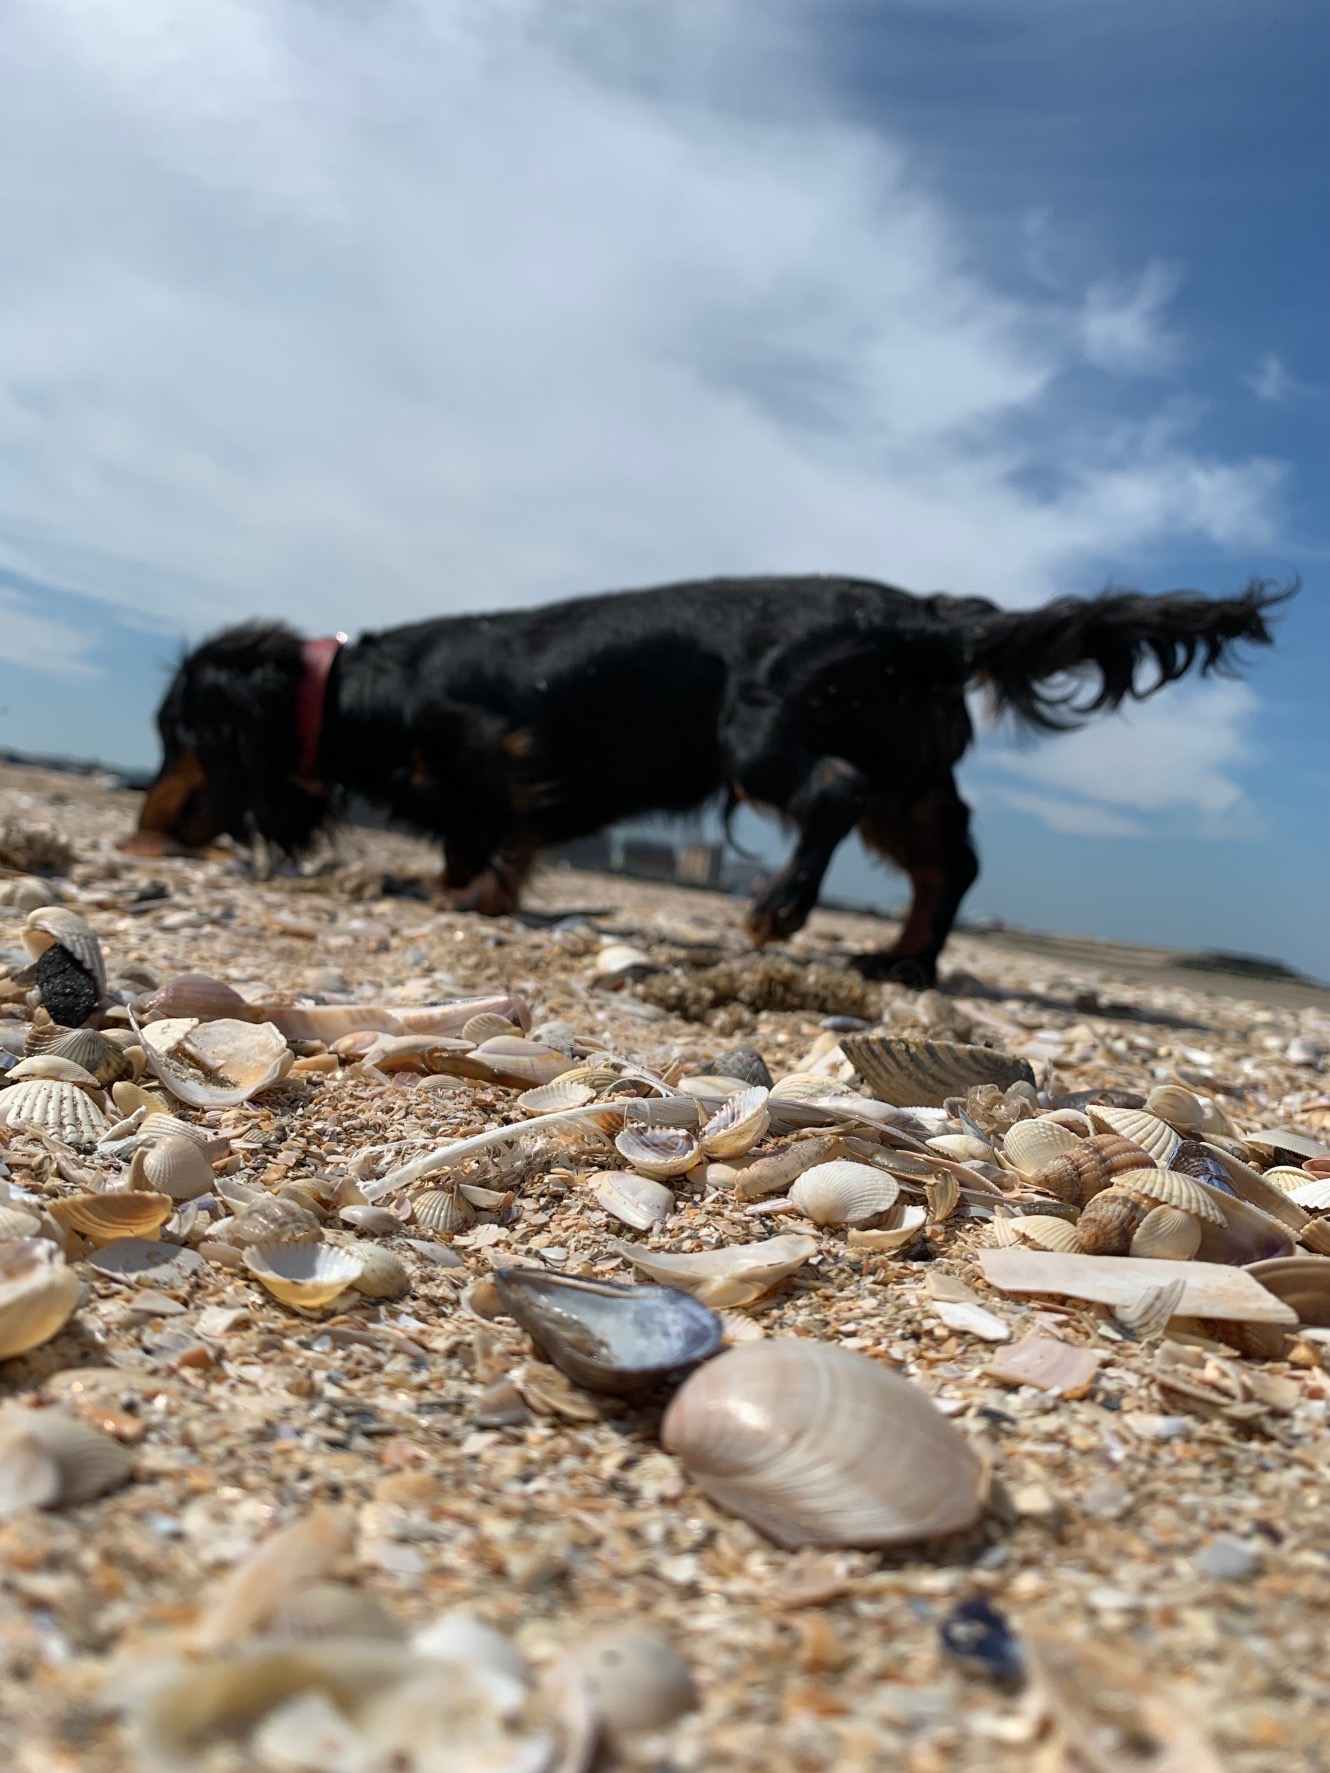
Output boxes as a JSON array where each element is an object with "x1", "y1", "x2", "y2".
[{"x1": 294, "y1": 634, "x2": 346, "y2": 792}]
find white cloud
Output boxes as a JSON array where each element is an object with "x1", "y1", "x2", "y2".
[
  {"x1": 0, "y1": 586, "x2": 101, "y2": 679},
  {"x1": 1244, "y1": 353, "x2": 1294, "y2": 403},
  {"x1": 980, "y1": 785, "x2": 1147, "y2": 838},
  {"x1": 0, "y1": 0, "x2": 1287, "y2": 656}
]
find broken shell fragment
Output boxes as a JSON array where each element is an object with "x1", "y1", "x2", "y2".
[
  {"x1": 845, "y1": 1202, "x2": 928, "y2": 1251},
  {"x1": 787, "y1": 1160, "x2": 900, "y2": 1227},
  {"x1": 242, "y1": 1242, "x2": 364, "y2": 1311},
  {"x1": 0, "y1": 1240, "x2": 82, "y2": 1361},
  {"x1": 591, "y1": 1171, "x2": 675, "y2": 1231},
  {"x1": 493, "y1": 1267, "x2": 722, "y2": 1395},
  {"x1": 614, "y1": 1124, "x2": 700, "y2": 1179},
  {"x1": 840, "y1": 1034, "x2": 1034, "y2": 1109},
  {"x1": 7, "y1": 1054, "x2": 103, "y2": 1089},
  {"x1": 0, "y1": 1078, "x2": 110, "y2": 1147},
  {"x1": 661, "y1": 1340, "x2": 986, "y2": 1549},
  {"x1": 134, "y1": 1014, "x2": 293, "y2": 1108},
  {"x1": 22, "y1": 906, "x2": 107, "y2": 995},
  {"x1": 128, "y1": 1137, "x2": 215, "y2": 1203},
  {"x1": 609, "y1": 1232, "x2": 817, "y2": 1309},
  {"x1": 49, "y1": 1190, "x2": 174, "y2": 1245},
  {"x1": 699, "y1": 1086, "x2": 770, "y2": 1158}
]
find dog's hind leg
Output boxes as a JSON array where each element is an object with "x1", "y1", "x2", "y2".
[{"x1": 853, "y1": 778, "x2": 979, "y2": 987}]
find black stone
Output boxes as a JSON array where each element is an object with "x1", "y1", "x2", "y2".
[
  {"x1": 939, "y1": 1595, "x2": 1025, "y2": 1688},
  {"x1": 708, "y1": 1046, "x2": 773, "y2": 1088},
  {"x1": 34, "y1": 944, "x2": 98, "y2": 1027}
]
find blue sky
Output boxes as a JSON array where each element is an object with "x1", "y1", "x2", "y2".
[{"x1": 1, "y1": 1, "x2": 1326, "y2": 974}]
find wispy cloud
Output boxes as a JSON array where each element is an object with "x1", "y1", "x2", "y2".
[
  {"x1": 0, "y1": 584, "x2": 102, "y2": 680},
  {"x1": 981, "y1": 785, "x2": 1148, "y2": 839},
  {"x1": 1243, "y1": 353, "x2": 1295, "y2": 403},
  {"x1": 1078, "y1": 260, "x2": 1182, "y2": 375}
]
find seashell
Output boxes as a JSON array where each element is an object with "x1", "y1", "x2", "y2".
[
  {"x1": 0, "y1": 1240, "x2": 82, "y2": 1361},
  {"x1": 1086, "y1": 1104, "x2": 1181, "y2": 1168},
  {"x1": 1129, "y1": 1204, "x2": 1202, "y2": 1262},
  {"x1": 591, "y1": 1171, "x2": 675, "y2": 1231},
  {"x1": 925, "y1": 1171, "x2": 960, "y2": 1223},
  {"x1": 845, "y1": 1202, "x2": 929, "y2": 1252},
  {"x1": 412, "y1": 1187, "x2": 474, "y2": 1236},
  {"x1": 998, "y1": 1117, "x2": 1081, "y2": 1178},
  {"x1": 558, "y1": 1627, "x2": 696, "y2": 1734},
  {"x1": 493, "y1": 1267, "x2": 723, "y2": 1396},
  {"x1": 338, "y1": 1205, "x2": 405, "y2": 1236},
  {"x1": 134, "y1": 1013, "x2": 293, "y2": 1108},
  {"x1": 1, "y1": 1078, "x2": 110, "y2": 1146},
  {"x1": 1027, "y1": 1134, "x2": 1155, "y2": 1207},
  {"x1": 593, "y1": 942, "x2": 656, "y2": 982},
  {"x1": 787, "y1": 1160, "x2": 900, "y2": 1227},
  {"x1": 460, "y1": 1012, "x2": 519, "y2": 1043},
  {"x1": 1012, "y1": 1214, "x2": 1082, "y2": 1253},
  {"x1": 1288, "y1": 1176, "x2": 1330, "y2": 1211},
  {"x1": 1113, "y1": 1166, "x2": 1225, "y2": 1225},
  {"x1": 110, "y1": 1081, "x2": 168, "y2": 1117},
  {"x1": 6, "y1": 1054, "x2": 104, "y2": 1089},
  {"x1": 22, "y1": 906, "x2": 107, "y2": 995},
  {"x1": 1245, "y1": 1127, "x2": 1330, "y2": 1164},
  {"x1": 135, "y1": 973, "x2": 258, "y2": 1024},
  {"x1": 1262, "y1": 1164, "x2": 1321, "y2": 1195},
  {"x1": 660, "y1": 1340, "x2": 986, "y2": 1549},
  {"x1": 1245, "y1": 1256, "x2": 1330, "y2": 1328},
  {"x1": 268, "y1": 1581, "x2": 406, "y2": 1644},
  {"x1": 243, "y1": 1242, "x2": 364, "y2": 1311},
  {"x1": 1194, "y1": 1189, "x2": 1298, "y2": 1266},
  {"x1": 128, "y1": 1138, "x2": 215, "y2": 1203},
  {"x1": 49, "y1": 1190, "x2": 174, "y2": 1244},
  {"x1": 730, "y1": 1134, "x2": 845, "y2": 1202},
  {"x1": 1073, "y1": 1186, "x2": 1153, "y2": 1256},
  {"x1": 516, "y1": 1078, "x2": 595, "y2": 1115},
  {"x1": 614, "y1": 1124, "x2": 699, "y2": 1179},
  {"x1": 768, "y1": 1073, "x2": 858, "y2": 1104},
  {"x1": 927, "y1": 1134, "x2": 994, "y2": 1164},
  {"x1": 0, "y1": 1203, "x2": 42, "y2": 1240},
  {"x1": 699, "y1": 1086, "x2": 770, "y2": 1158},
  {"x1": 0, "y1": 1404, "x2": 133, "y2": 1507},
  {"x1": 228, "y1": 1197, "x2": 322, "y2": 1248},
  {"x1": 348, "y1": 1244, "x2": 411, "y2": 1300},
  {"x1": 1144, "y1": 1084, "x2": 1209, "y2": 1135},
  {"x1": 840, "y1": 1034, "x2": 1034, "y2": 1109},
  {"x1": 610, "y1": 1233, "x2": 817, "y2": 1309}
]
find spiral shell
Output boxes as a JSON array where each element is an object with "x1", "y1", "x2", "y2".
[
  {"x1": 22, "y1": 907, "x2": 107, "y2": 995},
  {"x1": 660, "y1": 1340, "x2": 986, "y2": 1549},
  {"x1": 228, "y1": 1197, "x2": 322, "y2": 1248},
  {"x1": 1086, "y1": 1105, "x2": 1181, "y2": 1169},
  {"x1": 614, "y1": 1125, "x2": 700, "y2": 1179},
  {"x1": 787, "y1": 1161, "x2": 901, "y2": 1227},
  {"x1": 592, "y1": 1172, "x2": 675, "y2": 1231},
  {"x1": 1, "y1": 1078, "x2": 110, "y2": 1147},
  {"x1": 49, "y1": 1190, "x2": 174, "y2": 1245},
  {"x1": 348, "y1": 1244, "x2": 411, "y2": 1300},
  {"x1": 243, "y1": 1242, "x2": 363, "y2": 1311},
  {"x1": 699, "y1": 1087, "x2": 770, "y2": 1159},
  {"x1": 1028, "y1": 1135, "x2": 1154, "y2": 1207},
  {"x1": 998, "y1": 1118, "x2": 1081, "y2": 1179},
  {"x1": 1074, "y1": 1186, "x2": 1153, "y2": 1256},
  {"x1": 128, "y1": 1137, "x2": 215, "y2": 1203},
  {"x1": 0, "y1": 1240, "x2": 82, "y2": 1361},
  {"x1": 1128, "y1": 1204, "x2": 1202, "y2": 1261},
  {"x1": 1114, "y1": 1167, "x2": 1226, "y2": 1225}
]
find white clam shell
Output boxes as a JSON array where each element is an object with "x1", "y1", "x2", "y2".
[
  {"x1": 845, "y1": 1202, "x2": 928, "y2": 1251},
  {"x1": 134, "y1": 1014, "x2": 293, "y2": 1108},
  {"x1": 787, "y1": 1160, "x2": 900, "y2": 1227},
  {"x1": 593, "y1": 942, "x2": 655, "y2": 981},
  {"x1": 459, "y1": 1012, "x2": 520, "y2": 1043},
  {"x1": 516, "y1": 1079, "x2": 595, "y2": 1115},
  {"x1": 999, "y1": 1117, "x2": 1081, "y2": 1178},
  {"x1": 1129, "y1": 1204, "x2": 1202, "y2": 1261},
  {"x1": 1288, "y1": 1177, "x2": 1330, "y2": 1211},
  {"x1": 1012, "y1": 1214, "x2": 1082, "y2": 1253},
  {"x1": 50, "y1": 1189, "x2": 174, "y2": 1244},
  {"x1": 129, "y1": 1137, "x2": 215, "y2": 1203},
  {"x1": 661, "y1": 1340, "x2": 986, "y2": 1549},
  {"x1": 1144, "y1": 1084, "x2": 1209, "y2": 1135},
  {"x1": 243, "y1": 1242, "x2": 363, "y2": 1311},
  {"x1": 1086, "y1": 1105, "x2": 1181, "y2": 1169},
  {"x1": 22, "y1": 906, "x2": 107, "y2": 994},
  {"x1": 699, "y1": 1086, "x2": 770, "y2": 1158},
  {"x1": 1115, "y1": 1166, "x2": 1226, "y2": 1225},
  {"x1": 1, "y1": 1078, "x2": 110, "y2": 1146},
  {"x1": 614, "y1": 1124, "x2": 699, "y2": 1179},
  {"x1": 609, "y1": 1232, "x2": 816, "y2": 1309},
  {"x1": 7, "y1": 1055, "x2": 102, "y2": 1089},
  {"x1": 591, "y1": 1171, "x2": 675, "y2": 1230},
  {"x1": 0, "y1": 1239, "x2": 82, "y2": 1361}
]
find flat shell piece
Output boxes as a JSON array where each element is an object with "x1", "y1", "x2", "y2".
[
  {"x1": 609, "y1": 1233, "x2": 816, "y2": 1309},
  {"x1": 978, "y1": 1246, "x2": 1297, "y2": 1324},
  {"x1": 840, "y1": 1034, "x2": 1034, "y2": 1108},
  {"x1": 85, "y1": 1240, "x2": 205, "y2": 1283},
  {"x1": 985, "y1": 1333, "x2": 1105, "y2": 1397},
  {"x1": 591, "y1": 1171, "x2": 675, "y2": 1231},
  {"x1": 931, "y1": 1300, "x2": 1010, "y2": 1342}
]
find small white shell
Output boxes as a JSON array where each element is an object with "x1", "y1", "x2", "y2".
[
  {"x1": 787, "y1": 1160, "x2": 901, "y2": 1227},
  {"x1": 845, "y1": 1202, "x2": 928, "y2": 1251},
  {"x1": 0, "y1": 1240, "x2": 82, "y2": 1361},
  {"x1": 460, "y1": 1013, "x2": 520, "y2": 1043},
  {"x1": 699, "y1": 1086, "x2": 770, "y2": 1159},
  {"x1": 1012, "y1": 1214, "x2": 1082, "y2": 1253},
  {"x1": 243, "y1": 1242, "x2": 364, "y2": 1311},
  {"x1": 517, "y1": 1079, "x2": 595, "y2": 1115},
  {"x1": 1144, "y1": 1084, "x2": 1208, "y2": 1135},
  {"x1": 999, "y1": 1118, "x2": 1081, "y2": 1178},
  {"x1": 1288, "y1": 1177, "x2": 1330, "y2": 1211},
  {"x1": 609, "y1": 1233, "x2": 816, "y2": 1309},
  {"x1": 1086, "y1": 1105, "x2": 1181, "y2": 1169},
  {"x1": 593, "y1": 942, "x2": 655, "y2": 981},
  {"x1": 1, "y1": 1078, "x2": 110, "y2": 1146},
  {"x1": 614, "y1": 1125, "x2": 700, "y2": 1179},
  {"x1": 22, "y1": 907, "x2": 107, "y2": 994},
  {"x1": 1129, "y1": 1204, "x2": 1202, "y2": 1261},
  {"x1": 129, "y1": 1137, "x2": 215, "y2": 1203},
  {"x1": 926, "y1": 1134, "x2": 994, "y2": 1164},
  {"x1": 591, "y1": 1171, "x2": 675, "y2": 1231},
  {"x1": 347, "y1": 1244, "x2": 411, "y2": 1300}
]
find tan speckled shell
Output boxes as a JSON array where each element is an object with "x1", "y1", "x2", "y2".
[
  {"x1": 1128, "y1": 1204, "x2": 1202, "y2": 1261},
  {"x1": 1074, "y1": 1186, "x2": 1152, "y2": 1256},
  {"x1": 1086, "y1": 1105, "x2": 1181, "y2": 1168},
  {"x1": 1028, "y1": 1134, "x2": 1155, "y2": 1207},
  {"x1": 228, "y1": 1197, "x2": 322, "y2": 1248},
  {"x1": 1114, "y1": 1166, "x2": 1226, "y2": 1226}
]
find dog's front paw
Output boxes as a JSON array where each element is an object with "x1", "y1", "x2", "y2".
[
  {"x1": 850, "y1": 952, "x2": 937, "y2": 989},
  {"x1": 746, "y1": 886, "x2": 809, "y2": 948}
]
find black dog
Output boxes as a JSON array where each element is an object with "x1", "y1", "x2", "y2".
[{"x1": 131, "y1": 574, "x2": 1289, "y2": 984}]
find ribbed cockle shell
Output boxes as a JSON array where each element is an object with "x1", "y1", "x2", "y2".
[{"x1": 787, "y1": 1161, "x2": 901, "y2": 1227}]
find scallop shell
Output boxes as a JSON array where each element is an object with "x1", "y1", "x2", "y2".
[
  {"x1": 348, "y1": 1244, "x2": 411, "y2": 1300},
  {"x1": 1144, "y1": 1085, "x2": 1209, "y2": 1135},
  {"x1": 840, "y1": 1035, "x2": 1034, "y2": 1109},
  {"x1": 28, "y1": 1024, "x2": 131, "y2": 1088},
  {"x1": 412, "y1": 1188, "x2": 474, "y2": 1236},
  {"x1": 1288, "y1": 1177, "x2": 1330, "y2": 1211},
  {"x1": 1027, "y1": 1134, "x2": 1155, "y2": 1207},
  {"x1": 1129, "y1": 1204, "x2": 1202, "y2": 1261},
  {"x1": 1012, "y1": 1214, "x2": 1083, "y2": 1253},
  {"x1": 661, "y1": 1340, "x2": 985, "y2": 1549},
  {"x1": 1114, "y1": 1167, "x2": 1226, "y2": 1225},
  {"x1": 134, "y1": 1014, "x2": 293, "y2": 1108},
  {"x1": 516, "y1": 1079, "x2": 595, "y2": 1115},
  {"x1": 927, "y1": 1134, "x2": 994, "y2": 1164},
  {"x1": 1086, "y1": 1105, "x2": 1181, "y2": 1168},
  {"x1": 135, "y1": 973, "x2": 258, "y2": 1024},
  {"x1": 592, "y1": 1172, "x2": 675, "y2": 1231},
  {"x1": 0, "y1": 1240, "x2": 82, "y2": 1361},
  {"x1": 128, "y1": 1137, "x2": 215, "y2": 1203},
  {"x1": 1073, "y1": 1186, "x2": 1152, "y2": 1256},
  {"x1": 1, "y1": 1078, "x2": 110, "y2": 1146},
  {"x1": 609, "y1": 1233, "x2": 817, "y2": 1309},
  {"x1": 787, "y1": 1161, "x2": 900, "y2": 1227},
  {"x1": 459, "y1": 1013, "x2": 519, "y2": 1044},
  {"x1": 768, "y1": 1074, "x2": 858, "y2": 1104},
  {"x1": 493, "y1": 1267, "x2": 722, "y2": 1396},
  {"x1": 614, "y1": 1125, "x2": 699, "y2": 1179},
  {"x1": 243, "y1": 1242, "x2": 364, "y2": 1311},
  {"x1": 998, "y1": 1117, "x2": 1081, "y2": 1178},
  {"x1": 49, "y1": 1189, "x2": 174, "y2": 1244},
  {"x1": 228, "y1": 1197, "x2": 323, "y2": 1248},
  {"x1": 699, "y1": 1086, "x2": 770, "y2": 1158},
  {"x1": 0, "y1": 1405, "x2": 132, "y2": 1507},
  {"x1": 22, "y1": 907, "x2": 107, "y2": 995},
  {"x1": 0, "y1": 1203, "x2": 42, "y2": 1240},
  {"x1": 7, "y1": 1055, "x2": 104, "y2": 1090}
]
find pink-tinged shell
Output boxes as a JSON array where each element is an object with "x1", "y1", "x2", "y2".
[
  {"x1": 699, "y1": 1087, "x2": 770, "y2": 1159},
  {"x1": 135, "y1": 974, "x2": 257, "y2": 1024}
]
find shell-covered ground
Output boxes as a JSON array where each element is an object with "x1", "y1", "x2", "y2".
[{"x1": 1, "y1": 762, "x2": 1328, "y2": 1773}]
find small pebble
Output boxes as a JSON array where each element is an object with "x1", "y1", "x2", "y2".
[{"x1": 1195, "y1": 1535, "x2": 1262, "y2": 1582}]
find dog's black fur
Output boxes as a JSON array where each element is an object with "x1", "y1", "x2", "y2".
[{"x1": 137, "y1": 574, "x2": 1290, "y2": 984}]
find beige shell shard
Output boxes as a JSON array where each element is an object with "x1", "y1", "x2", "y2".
[
  {"x1": 558, "y1": 1627, "x2": 696, "y2": 1734},
  {"x1": 1086, "y1": 1104, "x2": 1181, "y2": 1168},
  {"x1": 1129, "y1": 1204, "x2": 1202, "y2": 1262},
  {"x1": 242, "y1": 1241, "x2": 364, "y2": 1311},
  {"x1": 128, "y1": 1138, "x2": 215, "y2": 1203},
  {"x1": 193, "y1": 1504, "x2": 356, "y2": 1649},
  {"x1": 1, "y1": 1078, "x2": 110, "y2": 1146},
  {"x1": 998, "y1": 1117, "x2": 1080, "y2": 1178},
  {"x1": 135, "y1": 973, "x2": 258, "y2": 1024},
  {"x1": 978, "y1": 1246, "x2": 1298, "y2": 1324},
  {"x1": 134, "y1": 1014, "x2": 293, "y2": 1108},
  {"x1": 614, "y1": 1124, "x2": 699, "y2": 1179},
  {"x1": 593, "y1": 942, "x2": 656, "y2": 981},
  {"x1": 0, "y1": 1404, "x2": 132, "y2": 1507},
  {"x1": 768, "y1": 1073, "x2": 858, "y2": 1104},
  {"x1": 840, "y1": 1034, "x2": 1034, "y2": 1108},
  {"x1": 22, "y1": 906, "x2": 107, "y2": 994},
  {"x1": 845, "y1": 1202, "x2": 928, "y2": 1251},
  {"x1": 49, "y1": 1190, "x2": 173, "y2": 1245},
  {"x1": 1012, "y1": 1214, "x2": 1082, "y2": 1253},
  {"x1": 730, "y1": 1135, "x2": 844, "y2": 1201},
  {"x1": 609, "y1": 1232, "x2": 816, "y2": 1309},
  {"x1": 348, "y1": 1244, "x2": 411, "y2": 1300},
  {"x1": 927, "y1": 1133, "x2": 994, "y2": 1164},
  {"x1": 7, "y1": 1054, "x2": 103, "y2": 1089},
  {"x1": 517, "y1": 1079, "x2": 595, "y2": 1115},
  {"x1": 699, "y1": 1085, "x2": 770, "y2": 1158},
  {"x1": 787, "y1": 1160, "x2": 900, "y2": 1227},
  {"x1": 660, "y1": 1340, "x2": 985, "y2": 1549},
  {"x1": 1244, "y1": 1256, "x2": 1330, "y2": 1327},
  {"x1": 592, "y1": 1171, "x2": 675, "y2": 1230},
  {"x1": 0, "y1": 1240, "x2": 82, "y2": 1361}
]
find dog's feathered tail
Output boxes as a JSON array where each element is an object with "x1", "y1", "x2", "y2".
[{"x1": 959, "y1": 578, "x2": 1295, "y2": 733}]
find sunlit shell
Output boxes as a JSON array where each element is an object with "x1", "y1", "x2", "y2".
[
  {"x1": 699, "y1": 1086, "x2": 770, "y2": 1159},
  {"x1": 609, "y1": 1233, "x2": 816, "y2": 1310},
  {"x1": 845, "y1": 1202, "x2": 929, "y2": 1252},
  {"x1": 128, "y1": 1138, "x2": 215, "y2": 1203},
  {"x1": 1027, "y1": 1134, "x2": 1155, "y2": 1207},
  {"x1": 135, "y1": 1014, "x2": 293, "y2": 1108},
  {"x1": 268, "y1": 1581, "x2": 406, "y2": 1644},
  {"x1": 1288, "y1": 1177, "x2": 1330, "y2": 1211},
  {"x1": 840, "y1": 1034, "x2": 1034, "y2": 1109},
  {"x1": 7, "y1": 1054, "x2": 104, "y2": 1090},
  {"x1": 1144, "y1": 1084, "x2": 1209, "y2": 1135},
  {"x1": 1115, "y1": 1167, "x2": 1226, "y2": 1225},
  {"x1": 593, "y1": 942, "x2": 656, "y2": 982},
  {"x1": 110, "y1": 1081, "x2": 168, "y2": 1118},
  {"x1": 1129, "y1": 1204, "x2": 1202, "y2": 1261},
  {"x1": 412, "y1": 1188, "x2": 474, "y2": 1235},
  {"x1": 516, "y1": 1079, "x2": 595, "y2": 1115},
  {"x1": 661, "y1": 1340, "x2": 985, "y2": 1549},
  {"x1": 927, "y1": 1134, "x2": 994, "y2": 1164},
  {"x1": 787, "y1": 1161, "x2": 900, "y2": 1228},
  {"x1": 49, "y1": 1190, "x2": 173, "y2": 1244},
  {"x1": 614, "y1": 1125, "x2": 699, "y2": 1179},
  {"x1": 243, "y1": 1242, "x2": 364, "y2": 1311},
  {"x1": 1086, "y1": 1105, "x2": 1181, "y2": 1168},
  {"x1": 768, "y1": 1074, "x2": 858, "y2": 1104},
  {"x1": 228, "y1": 1197, "x2": 323, "y2": 1248},
  {"x1": 460, "y1": 1013, "x2": 519, "y2": 1043},
  {"x1": 0, "y1": 1240, "x2": 82, "y2": 1361},
  {"x1": 22, "y1": 906, "x2": 107, "y2": 995},
  {"x1": 729, "y1": 1135, "x2": 845, "y2": 1202},
  {"x1": 135, "y1": 973, "x2": 258, "y2": 1024},
  {"x1": 557, "y1": 1627, "x2": 696, "y2": 1734},
  {"x1": 1, "y1": 1079, "x2": 110, "y2": 1146},
  {"x1": 1013, "y1": 1214, "x2": 1083, "y2": 1253},
  {"x1": 468, "y1": 1037, "x2": 570, "y2": 1087},
  {"x1": 26, "y1": 1022, "x2": 131, "y2": 1087},
  {"x1": 589, "y1": 1171, "x2": 674, "y2": 1231},
  {"x1": 0, "y1": 1405, "x2": 133, "y2": 1508},
  {"x1": 1074, "y1": 1186, "x2": 1152, "y2": 1256},
  {"x1": 348, "y1": 1244, "x2": 411, "y2": 1300},
  {"x1": 998, "y1": 1117, "x2": 1081, "y2": 1178},
  {"x1": 1261, "y1": 1165, "x2": 1319, "y2": 1196},
  {"x1": 0, "y1": 1203, "x2": 43, "y2": 1240}
]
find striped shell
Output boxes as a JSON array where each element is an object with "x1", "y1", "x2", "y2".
[
  {"x1": 6, "y1": 1056, "x2": 103, "y2": 1090},
  {"x1": 1144, "y1": 1085, "x2": 1209, "y2": 1135},
  {"x1": 1086, "y1": 1105, "x2": 1181, "y2": 1169},
  {"x1": 411, "y1": 1188, "x2": 474, "y2": 1235},
  {"x1": 1074, "y1": 1186, "x2": 1153, "y2": 1256},
  {"x1": 1027, "y1": 1134, "x2": 1155, "y2": 1207},
  {"x1": 788, "y1": 1161, "x2": 901, "y2": 1228},
  {"x1": 1129, "y1": 1204, "x2": 1202, "y2": 1261},
  {"x1": 839, "y1": 1035, "x2": 1035, "y2": 1109},
  {"x1": 1, "y1": 1079, "x2": 110, "y2": 1146},
  {"x1": 460, "y1": 1013, "x2": 519, "y2": 1044},
  {"x1": 348, "y1": 1244, "x2": 411, "y2": 1300},
  {"x1": 242, "y1": 1242, "x2": 363, "y2": 1311},
  {"x1": 28, "y1": 1025, "x2": 131, "y2": 1087},
  {"x1": 592, "y1": 1172, "x2": 675, "y2": 1231},
  {"x1": 1115, "y1": 1167, "x2": 1226, "y2": 1225},
  {"x1": 699, "y1": 1086, "x2": 770, "y2": 1159},
  {"x1": 22, "y1": 907, "x2": 107, "y2": 995},
  {"x1": 1287, "y1": 1177, "x2": 1330, "y2": 1212},
  {"x1": 998, "y1": 1118, "x2": 1081, "y2": 1178},
  {"x1": 49, "y1": 1190, "x2": 174, "y2": 1244},
  {"x1": 0, "y1": 1240, "x2": 82, "y2": 1361},
  {"x1": 128, "y1": 1137, "x2": 215, "y2": 1203},
  {"x1": 614, "y1": 1125, "x2": 699, "y2": 1179},
  {"x1": 0, "y1": 1406, "x2": 132, "y2": 1510},
  {"x1": 1012, "y1": 1214, "x2": 1082, "y2": 1253},
  {"x1": 516, "y1": 1079, "x2": 595, "y2": 1115}
]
